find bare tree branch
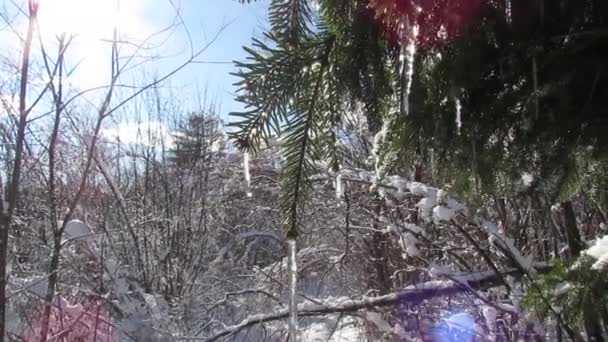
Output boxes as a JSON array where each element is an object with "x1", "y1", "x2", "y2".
[{"x1": 197, "y1": 265, "x2": 551, "y2": 341}]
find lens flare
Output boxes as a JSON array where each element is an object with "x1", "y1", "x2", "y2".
[
  {"x1": 432, "y1": 311, "x2": 477, "y2": 342},
  {"x1": 24, "y1": 296, "x2": 117, "y2": 341},
  {"x1": 367, "y1": 0, "x2": 484, "y2": 49}
]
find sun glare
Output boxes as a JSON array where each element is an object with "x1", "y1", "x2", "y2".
[
  {"x1": 31, "y1": 0, "x2": 153, "y2": 89},
  {"x1": 37, "y1": 0, "x2": 143, "y2": 39}
]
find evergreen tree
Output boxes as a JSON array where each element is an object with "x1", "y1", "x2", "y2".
[
  {"x1": 171, "y1": 112, "x2": 223, "y2": 169},
  {"x1": 230, "y1": 0, "x2": 608, "y2": 337},
  {"x1": 231, "y1": 0, "x2": 608, "y2": 234}
]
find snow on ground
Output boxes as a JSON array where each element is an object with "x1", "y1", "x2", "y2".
[{"x1": 300, "y1": 316, "x2": 363, "y2": 342}]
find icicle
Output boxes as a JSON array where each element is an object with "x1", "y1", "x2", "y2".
[
  {"x1": 399, "y1": 22, "x2": 419, "y2": 117},
  {"x1": 287, "y1": 238, "x2": 298, "y2": 341},
  {"x1": 454, "y1": 96, "x2": 462, "y2": 135},
  {"x1": 373, "y1": 21, "x2": 419, "y2": 186},
  {"x1": 335, "y1": 173, "x2": 344, "y2": 199},
  {"x1": 243, "y1": 151, "x2": 252, "y2": 197}
]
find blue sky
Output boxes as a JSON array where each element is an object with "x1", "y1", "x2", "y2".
[
  {"x1": 159, "y1": 0, "x2": 270, "y2": 117},
  {"x1": 0, "y1": 0, "x2": 269, "y2": 119},
  {"x1": 0, "y1": 0, "x2": 268, "y2": 146}
]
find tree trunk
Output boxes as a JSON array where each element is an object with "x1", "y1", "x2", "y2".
[
  {"x1": 38, "y1": 232, "x2": 62, "y2": 342},
  {"x1": 561, "y1": 201, "x2": 604, "y2": 341},
  {"x1": 560, "y1": 201, "x2": 583, "y2": 257},
  {"x1": 0, "y1": 6, "x2": 36, "y2": 339}
]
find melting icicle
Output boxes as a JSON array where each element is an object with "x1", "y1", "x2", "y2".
[
  {"x1": 454, "y1": 96, "x2": 462, "y2": 135},
  {"x1": 335, "y1": 173, "x2": 344, "y2": 199},
  {"x1": 399, "y1": 23, "x2": 419, "y2": 117},
  {"x1": 287, "y1": 238, "x2": 298, "y2": 341},
  {"x1": 374, "y1": 23, "x2": 419, "y2": 185},
  {"x1": 243, "y1": 151, "x2": 252, "y2": 197}
]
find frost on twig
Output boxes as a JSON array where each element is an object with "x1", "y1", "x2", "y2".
[{"x1": 333, "y1": 168, "x2": 534, "y2": 273}]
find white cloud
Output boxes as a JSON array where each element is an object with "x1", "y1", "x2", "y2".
[{"x1": 101, "y1": 120, "x2": 174, "y2": 147}]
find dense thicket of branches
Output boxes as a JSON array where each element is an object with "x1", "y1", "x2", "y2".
[
  {"x1": 231, "y1": 0, "x2": 608, "y2": 229},
  {"x1": 227, "y1": 0, "x2": 608, "y2": 340},
  {"x1": 0, "y1": 0, "x2": 606, "y2": 340}
]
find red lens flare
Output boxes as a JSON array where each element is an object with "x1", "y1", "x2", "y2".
[
  {"x1": 368, "y1": 0, "x2": 483, "y2": 49},
  {"x1": 24, "y1": 296, "x2": 118, "y2": 342}
]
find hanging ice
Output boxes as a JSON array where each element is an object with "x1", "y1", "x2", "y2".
[
  {"x1": 335, "y1": 174, "x2": 344, "y2": 198},
  {"x1": 243, "y1": 151, "x2": 252, "y2": 197},
  {"x1": 372, "y1": 21, "x2": 418, "y2": 181},
  {"x1": 399, "y1": 23, "x2": 419, "y2": 117},
  {"x1": 454, "y1": 96, "x2": 462, "y2": 135},
  {"x1": 287, "y1": 238, "x2": 298, "y2": 341}
]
